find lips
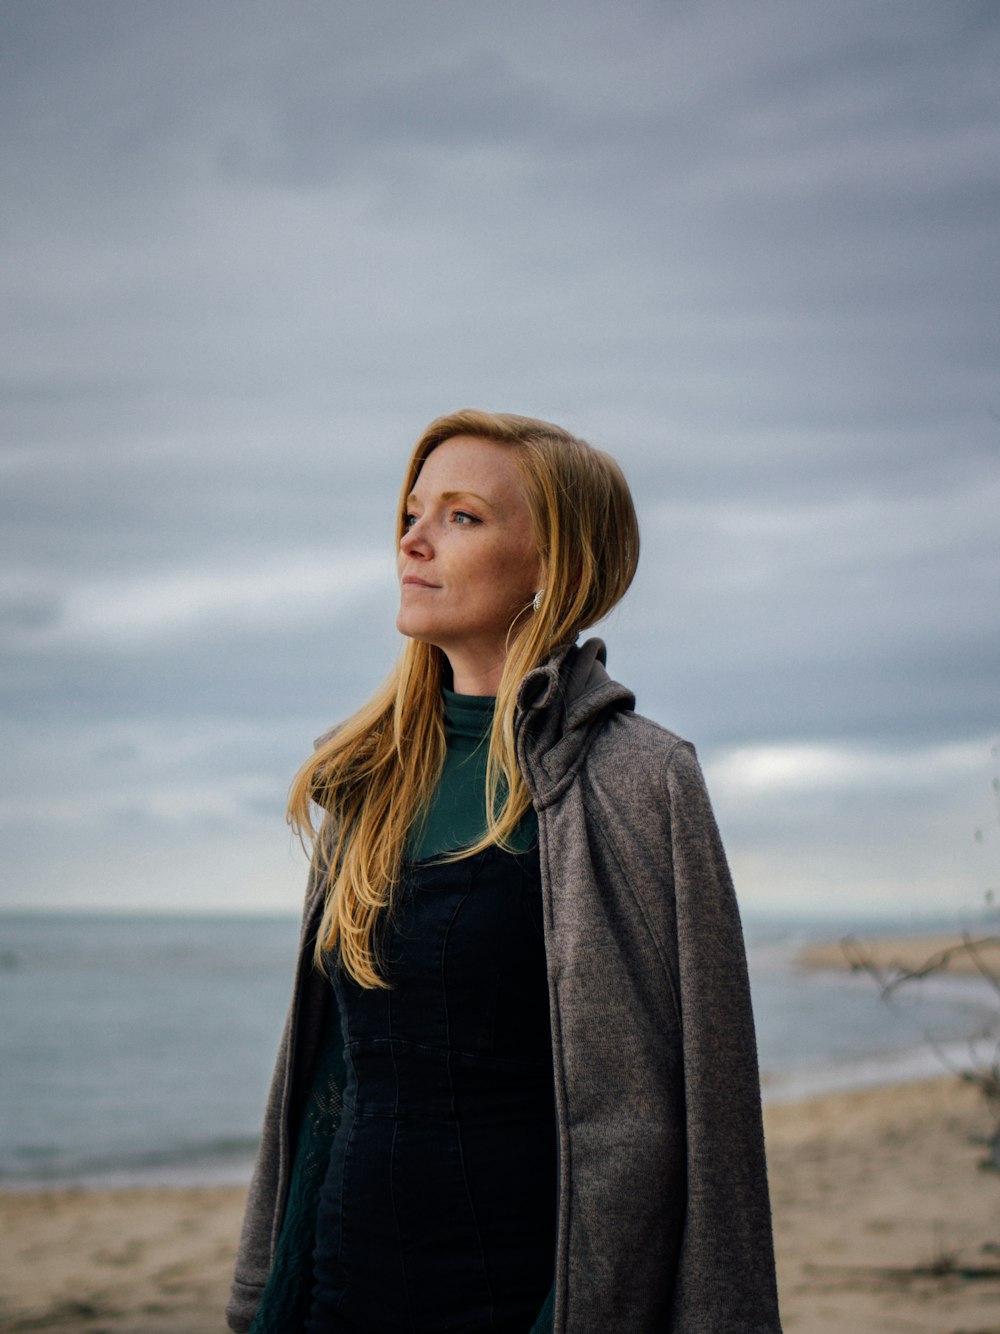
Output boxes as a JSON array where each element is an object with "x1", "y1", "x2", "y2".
[{"x1": 401, "y1": 575, "x2": 439, "y2": 588}]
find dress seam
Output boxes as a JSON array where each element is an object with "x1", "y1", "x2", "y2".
[{"x1": 442, "y1": 864, "x2": 497, "y2": 1325}]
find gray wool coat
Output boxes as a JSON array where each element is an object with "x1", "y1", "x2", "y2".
[{"x1": 227, "y1": 639, "x2": 782, "y2": 1333}]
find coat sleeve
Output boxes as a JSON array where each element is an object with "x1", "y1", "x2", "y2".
[
  {"x1": 226, "y1": 866, "x2": 331, "y2": 1333},
  {"x1": 662, "y1": 741, "x2": 782, "y2": 1332},
  {"x1": 226, "y1": 989, "x2": 298, "y2": 1332}
]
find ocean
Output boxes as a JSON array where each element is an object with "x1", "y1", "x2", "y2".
[{"x1": 1, "y1": 910, "x2": 995, "y2": 1190}]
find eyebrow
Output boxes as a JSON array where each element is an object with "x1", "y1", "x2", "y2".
[{"x1": 407, "y1": 488, "x2": 497, "y2": 511}]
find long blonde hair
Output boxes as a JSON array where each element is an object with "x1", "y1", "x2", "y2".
[{"x1": 289, "y1": 410, "x2": 639, "y2": 987}]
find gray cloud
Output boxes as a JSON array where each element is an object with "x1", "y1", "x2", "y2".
[{"x1": 2, "y1": 0, "x2": 998, "y2": 915}]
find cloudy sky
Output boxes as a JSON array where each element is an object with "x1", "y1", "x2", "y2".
[{"x1": 2, "y1": 0, "x2": 998, "y2": 921}]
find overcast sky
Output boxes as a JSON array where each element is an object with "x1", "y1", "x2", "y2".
[{"x1": 2, "y1": 0, "x2": 998, "y2": 921}]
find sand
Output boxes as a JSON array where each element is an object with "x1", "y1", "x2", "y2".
[
  {"x1": 766, "y1": 1077, "x2": 1000, "y2": 1333},
  {"x1": 5, "y1": 919, "x2": 1000, "y2": 1333},
  {"x1": 800, "y1": 931, "x2": 1000, "y2": 978},
  {"x1": 0, "y1": 1184, "x2": 244, "y2": 1334},
  {"x1": 1, "y1": 1077, "x2": 997, "y2": 1333}
]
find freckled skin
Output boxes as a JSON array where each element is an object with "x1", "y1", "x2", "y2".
[{"x1": 396, "y1": 435, "x2": 543, "y2": 695}]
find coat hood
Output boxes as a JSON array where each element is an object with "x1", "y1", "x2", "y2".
[{"x1": 515, "y1": 637, "x2": 635, "y2": 808}]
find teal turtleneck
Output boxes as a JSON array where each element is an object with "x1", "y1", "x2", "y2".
[{"x1": 407, "y1": 688, "x2": 538, "y2": 861}]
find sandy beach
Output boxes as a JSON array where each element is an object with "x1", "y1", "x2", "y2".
[
  {"x1": 3, "y1": 927, "x2": 998, "y2": 1333},
  {"x1": 800, "y1": 931, "x2": 1000, "y2": 978},
  {"x1": 1, "y1": 1074, "x2": 997, "y2": 1333}
]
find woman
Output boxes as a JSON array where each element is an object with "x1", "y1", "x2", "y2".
[{"x1": 228, "y1": 411, "x2": 781, "y2": 1333}]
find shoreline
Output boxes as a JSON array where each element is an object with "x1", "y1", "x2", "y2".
[
  {"x1": 1, "y1": 1077, "x2": 998, "y2": 1333},
  {"x1": 798, "y1": 928, "x2": 1000, "y2": 976},
  {"x1": 6, "y1": 924, "x2": 998, "y2": 1195},
  {"x1": 4, "y1": 925, "x2": 998, "y2": 1330}
]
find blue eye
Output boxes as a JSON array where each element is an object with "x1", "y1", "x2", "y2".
[
  {"x1": 403, "y1": 513, "x2": 417, "y2": 528},
  {"x1": 453, "y1": 510, "x2": 480, "y2": 525}
]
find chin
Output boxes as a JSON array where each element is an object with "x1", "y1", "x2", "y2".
[{"x1": 396, "y1": 613, "x2": 438, "y2": 644}]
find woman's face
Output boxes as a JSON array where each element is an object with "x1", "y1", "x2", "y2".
[{"x1": 396, "y1": 434, "x2": 543, "y2": 693}]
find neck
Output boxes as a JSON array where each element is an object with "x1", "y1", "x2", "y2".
[{"x1": 445, "y1": 649, "x2": 505, "y2": 697}]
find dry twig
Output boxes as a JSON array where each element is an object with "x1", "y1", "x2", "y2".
[{"x1": 841, "y1": 931, "x2": 1000, "y2": 1169}]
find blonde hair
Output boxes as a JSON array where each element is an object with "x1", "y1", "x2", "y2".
[{"x1": 288, "y1": 409, "x2": 639, "y2": 987}]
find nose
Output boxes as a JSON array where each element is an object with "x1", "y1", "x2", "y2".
[{"x1": 400, "y1": 517, "x2": 430, "y2": 557}]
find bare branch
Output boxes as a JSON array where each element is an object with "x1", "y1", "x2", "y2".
[
  {"x1": 839, "y1": 934, "x2": 1000, "y2": 999},
  {"x1": 843, "y1": 927, "x2": 1000, "y2": 1169},
  {"x1": 964, "y1": 933, "x2": 1000, "y2": 998}
]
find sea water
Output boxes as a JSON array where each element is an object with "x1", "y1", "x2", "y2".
[
  {"x1": 0, "y1": 910, "x2": 995, "y2": 1188},
  {"x1": 745, "y1": 914, "x2": 998, "y2": 1101},
  {"x1": 0, "y1": 913, "x2": 297, "y2": 1188}
]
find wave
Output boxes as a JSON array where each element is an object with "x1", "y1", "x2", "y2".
[
  {"x1": 761, "y1": 1037, "x2": 991, "y2": 1104},
  {"x1": 0, "y1": 1133, "x2": 261, "y2": 1191}
]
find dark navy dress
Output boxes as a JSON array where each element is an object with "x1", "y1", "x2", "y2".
[{"x1": 305, "y1": 845, "x2": 558, "y2": 1333}]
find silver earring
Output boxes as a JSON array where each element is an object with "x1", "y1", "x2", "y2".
[{"x1": 532, "y1": 590, "x2": 544, "y2": 613}]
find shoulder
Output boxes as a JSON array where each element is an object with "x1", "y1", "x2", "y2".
[
  {"x1": 579, "y1": 714, "x2": 716, "y2": 861},
  {"x1": 588, "y1": 703, "x2": 702, "y2": 793},
  {"x1": 598, "y1": 705, "x2": 691, "y2": 758}
]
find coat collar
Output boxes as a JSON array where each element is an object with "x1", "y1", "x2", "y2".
[{"x1": 515, "y1": 637, "x2": 635, "y2": 807}]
